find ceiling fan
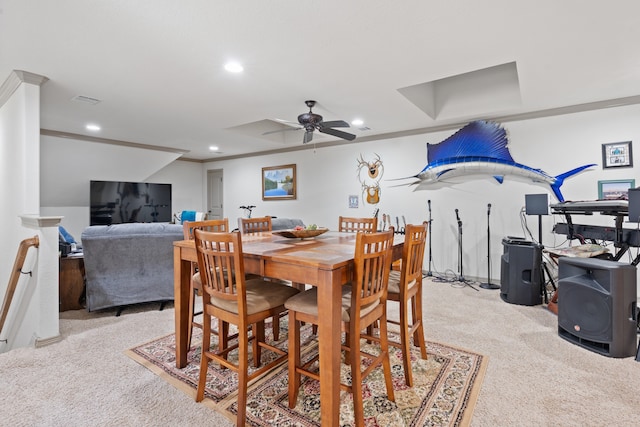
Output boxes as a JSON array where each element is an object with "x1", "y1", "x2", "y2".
[{"x1": 264, "y1": 100, "x2": 356, "y2": 144}]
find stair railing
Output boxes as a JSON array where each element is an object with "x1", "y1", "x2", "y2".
[{"x1": 0, "y1": 236, "x2": 40, "y2": 336}]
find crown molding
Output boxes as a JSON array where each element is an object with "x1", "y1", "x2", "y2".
[
  {"x1": 0, "y1": 70, "x2": 48, "y2": 109},
  {"x1": 203, "y1": 94, "x2": 640, "y2": 162},
  {"x1": 40, "y1": 129, "x2": 190, "y2": 156}
]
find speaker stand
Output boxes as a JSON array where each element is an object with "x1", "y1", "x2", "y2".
[
  {"x1": 536, "y1": 214, "x2": 556, "y2": 303},
  {"x1": 480, "y1": 206, "x2": 499, "y2": 289}
]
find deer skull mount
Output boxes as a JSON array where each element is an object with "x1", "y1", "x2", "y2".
[{"x1": 357, "y1": 153, "x2": 384, "y2": 205}]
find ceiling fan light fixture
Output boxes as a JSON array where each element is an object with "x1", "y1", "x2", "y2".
[{"x1": 265, "y1": 100, "x2": 356, "y2": 144}]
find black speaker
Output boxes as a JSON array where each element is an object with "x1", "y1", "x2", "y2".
[
  {"x1": 500, "y1": 238, "x2": 543, "y2": 306},
  {"x1": 628, "y1": 188, "x2": 640, "y2": 223},
  {"x1": 558, "y1": 257, "x2": 638, "y2": 358}
]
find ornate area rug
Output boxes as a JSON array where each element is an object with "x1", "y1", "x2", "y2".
[{"x1": 126, "y1": 322, "x2": 487, "y2": 426}]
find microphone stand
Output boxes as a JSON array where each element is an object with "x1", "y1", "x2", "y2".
[
  {"x1": 480, "y1": 203, "x2": 500, "y2": 289},
  {"x1": 426, "y1": 200, "x2": 433, "y2": 276},
  {"x1": 455, "y1": 209, "x2": 478, "y2": 291}
]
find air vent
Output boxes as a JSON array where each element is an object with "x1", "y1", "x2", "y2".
[
  {"x1": 358, "y1": 126, "x2": 371, "y2": 131},
  {"x1": 71, "y1": 95, "x2": 102, "y2": 105}
]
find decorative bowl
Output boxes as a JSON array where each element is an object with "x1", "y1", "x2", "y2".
[{"x1": 272, "y1": 227, "x2": 329, "y2": 239}]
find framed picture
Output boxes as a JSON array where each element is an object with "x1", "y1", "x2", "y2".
[
  {"x1": 348, "y1": 195, "x2": 359, "y2": 208},
  {"x1": 602, "y1": 141, "x2": 633, "y2": 169},
  {"x1": 262, "y1": 164, "x2": 296, "y2": 200},
  {"x1": 597, "y1": 179, "x2": 635, "y2": 200}
]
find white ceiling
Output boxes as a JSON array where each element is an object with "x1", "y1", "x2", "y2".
[{"x1": 2, "y1": 0, "x2": 640, "y2": 161}]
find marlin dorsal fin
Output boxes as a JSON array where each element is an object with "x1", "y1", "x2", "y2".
[{"x1": 427, "y1": 121, "x2": 513, "y2": 164}]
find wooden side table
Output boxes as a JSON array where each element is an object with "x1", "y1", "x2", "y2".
[{"x1": 59, "y1": 255, "x2": 86, "y2": 311}]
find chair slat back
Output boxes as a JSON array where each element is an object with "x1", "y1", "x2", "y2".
[
  {"x1": 401, "y1": 222, "x2": 428, "y2": 287},
  {"x1": 193, "y1": 229, "x2": 247, "y2": 310},
  {"x1": 338, "y1": 216, "x2": 377, "y2": 233},
  {"x1": 238, "y1": 216, "x2": 272, "y2": 234},
  {"x1": 183, "y1": 218, "x2": 229, "y2": 240},
  {"x1": 352, "y1": 228, "x2": 394, "y2": 308}
]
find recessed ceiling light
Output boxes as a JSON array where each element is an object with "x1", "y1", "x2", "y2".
[
  {"x1": 351, "y1": 119, "x2": 364, "y2": 126},
  {"x1": 224, "y1": 61, "x2": 244, "y2": 73},
  {"x1": 209, "y1": 145, "x2": 219, "y2": 151},
  {"x1": 86, "y1": 124, "x2": 101, "y2": 131}
]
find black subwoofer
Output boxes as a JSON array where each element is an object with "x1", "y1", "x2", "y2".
[{"x1": 558, "y1": 257, "x2": 637, "y2": 358}]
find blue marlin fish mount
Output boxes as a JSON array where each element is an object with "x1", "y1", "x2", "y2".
[{"x1": 400, "y1": 120, "x2": 595, "y2": 202}]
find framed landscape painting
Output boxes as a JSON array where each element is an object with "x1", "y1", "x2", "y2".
[
  {"x1": 262, "y1": 164, "x2": 296, "y2": 200},
  {"x1": 597, "y1": 179, "x2": 635, "y2": 200}
]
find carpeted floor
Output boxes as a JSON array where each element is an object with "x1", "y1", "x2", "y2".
[
  {"x1": 2, "y1": 278, "x2": 639, "y2": 426},
  {"x1": 127, "y1": 325, "x2": 487, "y2": 426}
]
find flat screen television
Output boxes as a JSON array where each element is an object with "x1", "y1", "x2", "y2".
[{"x1": 90, "y1": 180, "x2": 172, "y2": 225}]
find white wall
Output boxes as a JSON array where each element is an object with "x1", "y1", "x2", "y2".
[
  {"x1": 0, "y1": 73, "x2": 60, "y2": 352},
  {"x1": 147, "y1": 159, "x2": 206, "y2": 221},
  {"x1": 40, "y1": 135, "x2": 203, "y2": 240},
  {"x1": 1, "y1": 69, "x2": 203, "y2": 351},
  {"x1": 203, "y1": 104, "x2": 640, "y2": 281},
  {"x1": 9, "y1": 91, "x2": 637, "y2": 350},
  {"x1": 0, "y1": 83, "x2": 29, "y2": 279}
]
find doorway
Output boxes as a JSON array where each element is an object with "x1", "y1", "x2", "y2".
[{"x1": 207, "y1": 169, "x2": 223, "y2": 219}]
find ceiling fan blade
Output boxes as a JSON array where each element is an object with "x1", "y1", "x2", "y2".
[
  {"x1": 303, "y1": 130, "x2": 314, "y2": 144},
  {"x1": 273, "y1": 118, "x2": 301, "y2": 126},
  {"x1": 319, "y1": 120, "x2": 350, "y2": 128},
  {"x1": 262, "y1": 127, "x2": 302, "y2": 136},
  {"x1": 318, "y1": 127, "x2": 356, "y2": 141}
]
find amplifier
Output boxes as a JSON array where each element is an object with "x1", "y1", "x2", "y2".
[{"x1": 553, "y1": 223, "x2": 640, "y2": 247}]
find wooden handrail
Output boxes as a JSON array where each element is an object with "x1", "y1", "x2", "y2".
[{"x1": 0, "y1": 236, "x2": 39, "y2": 335}]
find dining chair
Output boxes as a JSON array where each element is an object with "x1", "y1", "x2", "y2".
[
  {"x1": 238, "y1": 215, "x2": 298, "y2": 340},
  {"x1": 339, "y1": 215, "x2": 380, "y2": 341},
  {"x1": 386, "y1": 221, "x2": 428, "y2": 386},
  {"x1": 183, "y1": 219, "x2": 230, "y2": 349},
  {"x1": 238, "y1": 216, "x2": 272, "y2": 234},
  {"x1": 338, "y1": 215, "x2": 378, "y2": 233},
  {"x1": 285, "y1": 228, "x2": 396, "y2": 427},
  {"x1": 193, "y1": 229, "x2": 299, "y2": 425}
]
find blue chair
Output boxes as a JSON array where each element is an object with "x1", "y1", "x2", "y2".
[{"x1": 180, "y1": 211, "x2": 205, "y2": 224}]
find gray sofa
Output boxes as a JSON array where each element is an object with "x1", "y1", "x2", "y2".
[
  {"x1": 271, "y1": 217, "x2": 304, "y2": 230},
  {"x1": 81, "y1": 223, "x2": 184, "y2": 312}
]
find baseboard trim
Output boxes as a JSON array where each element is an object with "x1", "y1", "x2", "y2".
[{"x1": 35, "y1": 334, "x2": 62, "y2": 348}]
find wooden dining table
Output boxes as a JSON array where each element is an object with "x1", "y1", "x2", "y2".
[{"x1": 173, "y1": 230, "x2": 403, "y2": 427}]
